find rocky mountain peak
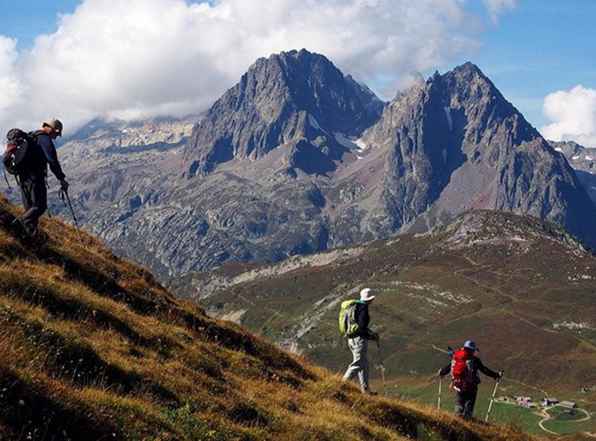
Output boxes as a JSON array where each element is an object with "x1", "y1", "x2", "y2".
[
  {"x1": 365, "y1": 62, "x2": 596, "y2": 249},
  {"x1": 449, "y1": 61, "x2": 486, "y2": 78},
  {"x1": 183, "y1": 49, "x2": 383, "y2": 177}
]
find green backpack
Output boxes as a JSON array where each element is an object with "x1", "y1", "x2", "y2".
[{"x1": 339, "y1": 300, "x2": 361, "y2": 337}]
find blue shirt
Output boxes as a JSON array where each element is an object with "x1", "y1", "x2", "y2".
[{"x1": 30, "y1": 131, "x2": 65, "y2": 181}]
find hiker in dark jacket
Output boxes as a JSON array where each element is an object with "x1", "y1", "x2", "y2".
[
  {"x1": 342, "y1": 288, "x2": 379, "y2": 393},
  {"x1": 438, "y1": 340, "x2": 502, "y2": 419},
  {"x1": 17, "y1": 119, "x2": 68, "y2": 236}
]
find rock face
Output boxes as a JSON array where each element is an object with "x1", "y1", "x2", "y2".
[
  {"x1": 184, "y1": 49, "x2": 383, "y2": 176},
  {"x1": 359, "y1": 63, "x2": 596, "y2": 249},
  {"x1": 550, "y1": 140, "x2": 596, "y2": 204},
  {"x1": 38, "y1": 51, "x2": 596, "y2": 281}
]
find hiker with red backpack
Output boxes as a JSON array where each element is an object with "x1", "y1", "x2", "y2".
[
  {"x1": 3, "y1": 119, "x2": 69, "y2": 237},
  {"x1": 437, "y1": 340, "x2": 503, "y2": 419},
  {"x1": 339, "y1": 288, "x2": 380, "y2": 394}
]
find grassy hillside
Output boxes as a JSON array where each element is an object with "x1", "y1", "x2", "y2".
[
  {"x1": 0, "y1": 196, "x2": 541, "y2": 440},
  {"x1": 191, "y1": 211, "x2": 596, "y2": 436}
]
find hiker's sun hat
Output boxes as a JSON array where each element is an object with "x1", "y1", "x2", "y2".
[
  {"x1": 43, "y1": 118, "x2": 63, "y2": 136},
  {"x1": 463, "y1": 340, "x2": 478, "y2": 352},
  {"x1": 360, "y1": 288, "x2": 375, "y2": 302}
]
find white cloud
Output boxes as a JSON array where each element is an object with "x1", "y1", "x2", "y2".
[
  {"x1": 0, "y1": 0, "x2": 515, "y2": 135},
  {"x1": 483, "y1": 0, "x2": 518, "y2": 23},
  {"x1": 541, "y1": 85, "x2": 596, "y2": 148},
  {"x1": 0, "y1": 37, "x2": 21, "y2": 113}
]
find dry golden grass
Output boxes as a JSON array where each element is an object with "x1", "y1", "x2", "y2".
[{"x1": 0, "y1": 196, "x2": 544, "y2": 440}]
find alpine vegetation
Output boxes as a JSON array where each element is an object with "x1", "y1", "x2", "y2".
[{"x1": 0, "y1": 196, "x2": 537, "y2": 440}]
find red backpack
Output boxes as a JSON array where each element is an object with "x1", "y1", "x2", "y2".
[{"x1": 450, "y1": 348, "x2": 477, "y2": 391}]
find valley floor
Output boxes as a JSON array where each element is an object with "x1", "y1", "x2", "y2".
[{"x1": 370, "y1": 375, "x2": 595, "y2": 437}]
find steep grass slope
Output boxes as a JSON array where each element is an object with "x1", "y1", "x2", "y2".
[{"x1": 0, "y1": 197, "x2": 538, "y2": 440}]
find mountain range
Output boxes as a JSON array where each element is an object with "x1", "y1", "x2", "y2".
[{"x1": 17, "y1": 49, "x2": 596, "y2": 281}]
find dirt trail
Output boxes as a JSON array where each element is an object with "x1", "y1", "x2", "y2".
[{"x1": 538, "y1": 406, "x2": 591, "y2": 436}]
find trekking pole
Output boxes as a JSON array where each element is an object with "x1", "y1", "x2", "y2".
[
  {"x1": 485, "y1": 372, "x2": 503, "y2": 422},
  {"x1": 437, "y1": 376, "x2": 442, "y2": 410},
  {"x1": 376, "y1": 339, "x2": 386, "y2": 396},
  {"x1": 376, "y1": 337, "x2": 386, "y2": 396},
  {"x1": 60, "y1": 189, "x2": 80, "y2": 231},
  {"x1": 2, "y1": 169, "x2": 11, "y2": 190},
  {"x1": 381, "y1": 365, "x2": 386, "y2": 396}
]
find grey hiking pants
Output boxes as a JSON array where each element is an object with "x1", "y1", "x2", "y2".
[
  {"x1": 455, "y1": 388, "x2": 478, "y2": 420},
  {"x1": 343, "y1": 336, "x2": 369, "y2": 392}
]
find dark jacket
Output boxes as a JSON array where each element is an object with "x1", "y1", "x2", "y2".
[
  {"x1": 24, "y1": 131, "x2": 66, "y2": 181},
  {"x1": 439, "y1": 352, "x2": 500, "y2": 389},
  {"x1": 352, "y1": 302, "x2": 376, "y2": 340}
]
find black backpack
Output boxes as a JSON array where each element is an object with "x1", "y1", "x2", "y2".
[{"x1": 3, "y1": 129, "x2": 36, "y2": 176}]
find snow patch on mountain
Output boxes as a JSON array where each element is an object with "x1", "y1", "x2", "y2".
[
  {"x1": 444, "y1": 106, "x2": 453, "y2": 131},
  {"x1": 334, "y1": 132, "x2": 358, "y2": 149}
]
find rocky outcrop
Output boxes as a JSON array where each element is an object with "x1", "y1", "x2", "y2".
[{"x1": 183, "y1": 49, "x2": 384, "y2": 176}]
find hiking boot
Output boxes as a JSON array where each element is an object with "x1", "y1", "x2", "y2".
[
  {"x1": 31, "y1": 229, "x2": 48, "y2": 245},
  {"x1": 11, "y1": 218, "x2": 36, "y2": 239},
  {"x1": 10, "y1": 218, "x2": 29, "y2": 237}
]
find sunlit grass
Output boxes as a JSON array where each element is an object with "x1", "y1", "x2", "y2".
[{"x1": 0, "y1": 196, "x2": 540, "y2": 440}]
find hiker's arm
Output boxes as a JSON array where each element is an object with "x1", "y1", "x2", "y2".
[
  {"x1": 358, "y1": 306, "x2": 377, "y2": 340},
  {"x1": 477, "y1": 359, "x2": 500, "y2": 379},
  {"x1": 438, "y1": 364, "x2": 451, "y2": 377},
  {"x1": 37, "y1": 136, "x2": 66, "y2": 181}
]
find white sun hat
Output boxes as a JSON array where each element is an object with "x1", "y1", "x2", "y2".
[{"x1": 360, "y1": 288, "x2": 375, "y2": 302}]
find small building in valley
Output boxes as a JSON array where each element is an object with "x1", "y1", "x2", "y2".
[
  {"x1": 542, "y1": 398, "x2": 559, "y2": 407},
  {"x1": 560, "y1": 401, "x2": 577, "y2": 409},
  {"x1": 516, "y1": 397, "x2": 533, "y2": 408}
]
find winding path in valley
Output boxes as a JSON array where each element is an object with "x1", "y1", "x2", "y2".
[{"x1": 537, "y1": 405, "x2": 591, "y2": 436}]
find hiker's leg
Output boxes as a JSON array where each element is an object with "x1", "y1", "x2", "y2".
[
  {"x1": 357, "y1": 339, "x2": 369, "y2": 392},
  {"x1": 343, "y1": 337, "x2": 366, "y2": 390},
  {"x1": 20, "y1": 177, "x2": 33, "y2": 213},
  {"x1": 343, "y1": 338, "x2": 362, "y2": 381},
  {"x1": 21, "y1": 176, "x2": 46, "y2": 232},
  {"x1": 464, "y1": 389, "x2": 478, "y2": 419},
  {"x1": 19, "y1": 177, "x2": 35, "y2": 232},
  {"x1": 455, "y1": 391, "x2": 466, "y2": 417}
]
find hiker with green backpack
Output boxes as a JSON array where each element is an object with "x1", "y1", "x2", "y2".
[{"x1": 340, "y1": 288, "x2": 379, "y2": 394}]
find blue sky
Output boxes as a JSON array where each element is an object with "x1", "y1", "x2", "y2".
[
  {"x1": 1, "y1": 0, "x2": 595, "y2": 138},
  {"x1": 0, "y1": 1, "x2": 80, "y2": 46},
  {"x1": 462, "y1": 0, "x2": 596, "y2": 129}
]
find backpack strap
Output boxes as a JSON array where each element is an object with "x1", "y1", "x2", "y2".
[{"x1": 29, "y1": 130, "x2": 45, "y2": 141}]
